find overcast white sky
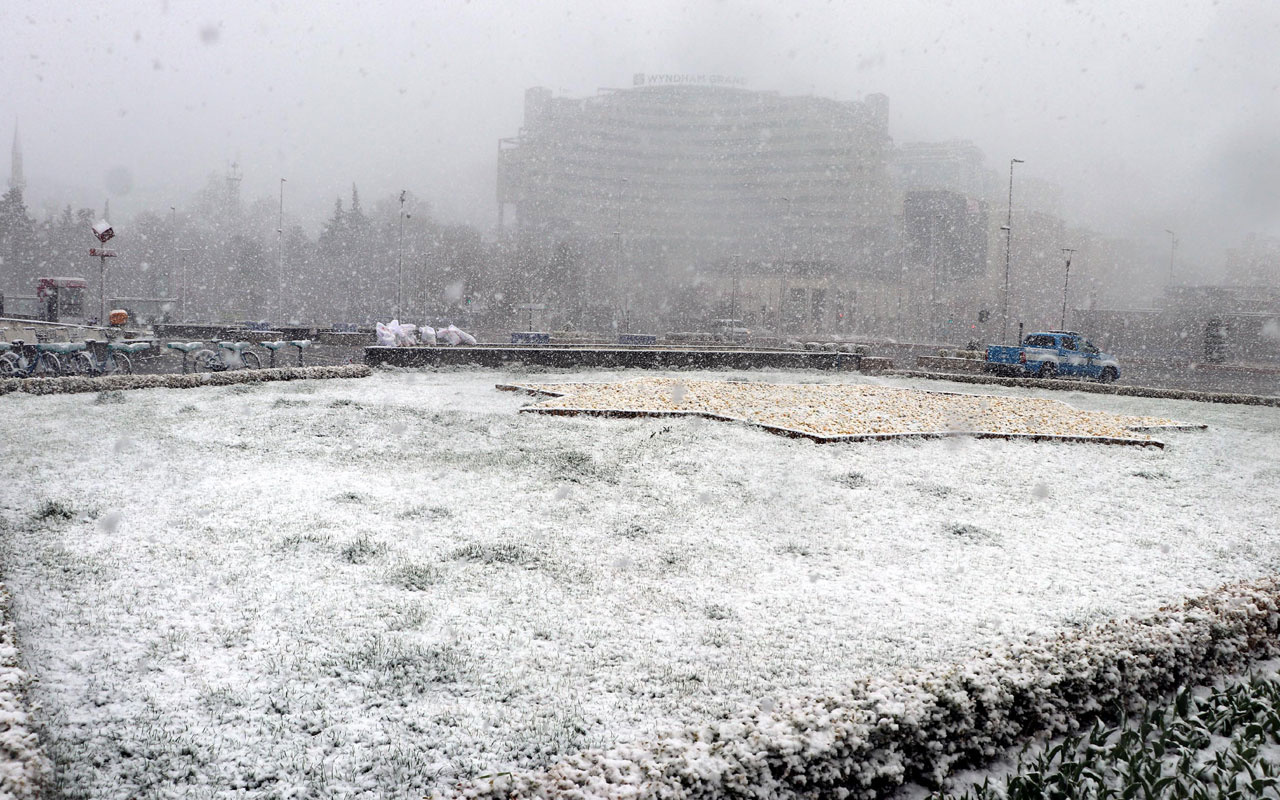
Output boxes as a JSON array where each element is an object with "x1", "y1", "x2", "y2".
[{"x1": 3, "y1": 0, "x2": 1278, "y2": 270}]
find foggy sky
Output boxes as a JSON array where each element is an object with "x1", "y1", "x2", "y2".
[{"x1": 3, "y1": 0, "x2": 1278, "y2": 275}]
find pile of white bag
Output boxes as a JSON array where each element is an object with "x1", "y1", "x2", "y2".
[
  {"x1": 375, "y1": 319, "x2": 418, "y2": 346},
  {"x1": 436, "y1": 324, "x2": 477, "y2": 346},
  {"x1": 375, "y1": 320, "x2": 476, "y2": 347}
]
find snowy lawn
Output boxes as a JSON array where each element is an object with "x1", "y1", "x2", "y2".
[{"x1": 0, "y1": 368, "x2": 1278, "y2": 798}]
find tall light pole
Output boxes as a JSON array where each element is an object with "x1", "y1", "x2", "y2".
[
  {"x1": 1002, "y1": 158, "x2": 1024, "y2": 344},
  {"x1": 614, "y1": 177, "x2": 628, "y2": 330},
  {"x1": 930, "y1": 212, "x2": 943, "y2": 342},
  {"x1": 1164, "y1": 229, "x2": 1177, "y2": 285},
  {"x1": 169, "y1": 206, "x2": 177, "y2": 302},
  {"x1": 178, "y1": 247, "x2": 193, "y2": 321},
  {"x1": 1060, "y1": 248, "x2": 1076, "y2": 331},
  {"x1": 397, "y1": 190, "x2": 407, "y2": 319},
  {"x1": 777, "y1": 196, "x2": 793, "y2": 340},
  {"x1": 277, "y1": 178, "x2": 286, "y2": 323},
  {"x1": 730, "y1": 253, "x2": 740, "y2": 327}
]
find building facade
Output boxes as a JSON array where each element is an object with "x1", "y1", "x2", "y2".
[{"x1": 497, "y1": 79, "x2": 895, "y2": 332}]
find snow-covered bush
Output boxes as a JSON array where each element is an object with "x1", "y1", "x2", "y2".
[
  {"x1": 0, "y1": 585, "x2": 50, "y2": 800},
  {"x1": 0, "y1": 364, "x2": 371, "y2": 396},
  {"x1": 443, "y1": 577, "x2": 1280, "y2": 800}
]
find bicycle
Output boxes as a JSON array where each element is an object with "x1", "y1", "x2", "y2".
[
  {"x1": 67, "y1": 340, "x2": 150, "y2": 376},
  {"x1": 0, "y1": 339, "x2": 72, "y2": 378},
  {"x1": 190, "y1": 340, "x2": 262, "y2": 372}
]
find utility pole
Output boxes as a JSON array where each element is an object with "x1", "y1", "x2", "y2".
[
  {"x1": 1164, "y1": 229, "x2": 1177, "y2": 285},
  {"x1": 1002, "y1": 158, "x2": 1024, "y2": 344},
  {"x1": 1060, "y1": 248, "x2": 1076, "y2": 331}
]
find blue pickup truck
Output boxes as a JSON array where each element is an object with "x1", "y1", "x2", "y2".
[{"x1": 984, "y1": 331, "x2": 1121, "y2": 383}]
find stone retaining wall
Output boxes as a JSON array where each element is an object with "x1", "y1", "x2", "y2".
[{"x1": 366, "y1": 346, "x2": 877, "y2": 372}]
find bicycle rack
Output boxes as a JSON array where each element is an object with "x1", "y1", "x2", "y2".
[
  {"x1": 259, "y1": 339, "x2": 312, "y2": 368},
  {"x1": 290, "y1": 339, "x2": 312, "y2": 366},
  {"x1": 260, "y1": 340, "x2": 287, "y2": 368},
  {"x1": 165, "y1": 341, "x2": 205, "y2": 374}
]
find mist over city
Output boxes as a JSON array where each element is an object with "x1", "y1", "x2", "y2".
[{"x1": 3, "y1": 0, "x2": 1278, "y2": 341}]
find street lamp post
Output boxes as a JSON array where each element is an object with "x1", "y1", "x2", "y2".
[
  {"x1": 614, "y1": 177, "x2": 628, "y2": 330},
  {"x1": 169, "y1": 206, "x2": 176, "y2": 300},
  {"x1": 1164, "y1": 229, "x2": 1177, "y2": 285},
  {"x1": 397, "y1": 190, "x2": 407, "y2": 319},
  {"x1": 777, "y1": 196, "x2": 793, "y2": 340},
  {"x1": 930, "y1": 212, "x2": 943, "y2": 342},
  {"x1": 1002, "y1": 158, "x2": 1024, "y2": 344},
  {"x1": 277, "y1": 178, "x2": 286, "y2": 323},
  {"x1": 730, "y1": 254, "x2": 740, "y2": 327},
  {"x1": 1060, "y1": 248, "x2": 1076, "y2": 331},
  {"x1": 178, "y1": 247, "x2": 193, "y2": 321}
]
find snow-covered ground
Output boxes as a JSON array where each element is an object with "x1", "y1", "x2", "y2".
[{"x1": 0, "y1": 368, "x2": 1277, "y2": 798}]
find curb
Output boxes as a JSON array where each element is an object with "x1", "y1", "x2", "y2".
[{"x1": 887, "y1": 369, "x2": 1280, "y2": 407}]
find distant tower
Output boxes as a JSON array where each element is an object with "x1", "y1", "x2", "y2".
[
  {"x1": 225, "y1": 160, "x2": 242, "y2": 208},
  {"x1": 9, "y1": 121, "x2": 25, "y2": 191}
]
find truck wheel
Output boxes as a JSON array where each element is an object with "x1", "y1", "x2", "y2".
[
  {"x1": 1038, "y1": 363, "x2": 1057, "y2": 379},
  {"x1": 1099, "y1": 367, "x2": 1117, "y2": 384}
]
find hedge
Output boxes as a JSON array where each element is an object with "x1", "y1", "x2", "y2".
[
  {"x1": 443, "y1": 576, "x2": 1280, "y2": 800},
  {"x1": 0, "y1": 364, "x2": 371, "y2": 397}
]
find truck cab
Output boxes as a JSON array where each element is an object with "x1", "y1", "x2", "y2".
[{"x1": 985, "y1": 331, "x2": 1120, "y2": 383}]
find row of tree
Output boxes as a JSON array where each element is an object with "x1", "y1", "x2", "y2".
[{"x1": 0, "y1": 173, "x2": 579, "y2": 329}]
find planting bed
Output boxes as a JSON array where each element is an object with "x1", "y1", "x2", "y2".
[
  {"x1": 503, "y1": 376, "x2": 1203, "y2": 446},
  {"x1": 0, "y1": 369, "x2": 1277, "y2": 798}
]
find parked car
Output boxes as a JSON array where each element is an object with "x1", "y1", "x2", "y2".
[
  {"x1": 710, "y1": 319, "x2": 750, "y2": 344},
  {"x1": 984, "y1": 330, "x2": 1120, "y2": 382}
]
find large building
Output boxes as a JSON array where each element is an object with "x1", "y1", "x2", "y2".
[
  {"x1": 892, "y1": 140, "x2": 992, "y2": 199},
  {"x1": 496, "y1": 76, "x2": 895, "y2": 332}
]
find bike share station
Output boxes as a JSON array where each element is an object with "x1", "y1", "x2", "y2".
[{"x1": 1, "y1": 220, "x2": 152, "y2": 376}]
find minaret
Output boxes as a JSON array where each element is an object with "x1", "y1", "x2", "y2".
[{"x1": 9, "y1": 121, "x2": 24, "y2": 192}]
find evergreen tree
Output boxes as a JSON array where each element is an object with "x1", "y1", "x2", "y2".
[
  {"x1": 230, "y1": 232, "x2": 270, "y2": 318},
  {"x1": 0, "y1": 187, "x2": 36, "y2": 300},
  {"x1": 318, "y1": 196, "x2": 352, "y2": 319}
]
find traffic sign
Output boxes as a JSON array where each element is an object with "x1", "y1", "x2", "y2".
[
  {"x1": 89, "y1": 248, "x2": 117, "y2": 257},
  {"x1": 92, "y1": 220, "x2": 115, "y2": 243}
]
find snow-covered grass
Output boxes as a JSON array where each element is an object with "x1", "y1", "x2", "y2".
[
  {"x1": 0, "y1": 580, "x2": 48, "y2": 800},
  {"x1": 0, "y1": 368, "x2": 1277, "y2": 798}
]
